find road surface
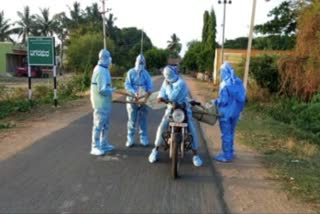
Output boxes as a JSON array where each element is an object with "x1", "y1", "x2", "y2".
[{"x1": 0, "y1": 77, "x2": 228, "y2": 213}]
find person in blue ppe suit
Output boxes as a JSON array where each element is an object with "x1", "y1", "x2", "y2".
[
  {"x1": 211, "y1": 62, "x2": 246, "y2": 162},
  {"x1": 124, "y1": 54, "x2": 153, "y2": 147},
  {"x1": 90, "y1": 49, "x2": 115, "y2": 156},
  {"x1": 148, "y1": 65, "x2": 203, "y2": 167}
]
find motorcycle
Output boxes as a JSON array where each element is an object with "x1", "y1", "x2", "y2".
[
  {"x1": 112, "y1": 91, "x2": 218, "y2": 179},
  {"x1": 160, "y1": 99, "x2": 202, "y2": 179}
]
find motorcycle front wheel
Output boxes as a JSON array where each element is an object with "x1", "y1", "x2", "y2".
[{"x1": 171, "y1": 132, "x2": 181, "y2": 179}]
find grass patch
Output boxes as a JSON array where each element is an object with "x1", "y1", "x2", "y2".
[
  {"x1": 237, "y1": 105, "x2": 320, "y2": 207},
  {"x1": 0, "y1": 73, "x2": 91, "y2": 122},
  {"x1": 0, "y1": 74, "x2": 125, "y2": 126}
]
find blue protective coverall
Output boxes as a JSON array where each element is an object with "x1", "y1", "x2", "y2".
[
  {"x1": 90, "y1": 49, "x2": 114, "y2": 154},
  {"x1": 212, "y1": 62, "x2": 246, "y2": 162},
  {"x1": 124, "y1": 54, "x2": 153, "y2": 146},
  {"x1": 154, "y1": 66, "x2": 199, "y2": 150}
]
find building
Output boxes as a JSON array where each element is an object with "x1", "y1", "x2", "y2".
[{"x1": 0, "y1": 42, "x2": 14, "y2": 73}]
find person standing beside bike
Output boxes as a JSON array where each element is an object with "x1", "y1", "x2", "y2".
[
  {"x1": 211, "y1": 62, "x2": 246, "y2": 162},
  {"x1": 90, "y1": 49, "x2": 115, "y2": 156},
  {"x1": 148, "y1": 65, "x2": 203, "y2": 167},
  {"x1": 124, "y1": 54, "x2": 153, "y2": 147}
]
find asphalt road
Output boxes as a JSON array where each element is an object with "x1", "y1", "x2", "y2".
[{"x1": 0, "y1": 77, "x2": 228, "y2": 213}]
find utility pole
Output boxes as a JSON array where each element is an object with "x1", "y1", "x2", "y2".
[
  {"x1": 101, "y1": 0, "x2": 106, "y2": 48},
  {"x1": 243, "y1": 0, "x2": 256, "y2": 90},
  {"x1": 214, "y1": 0, "x2": 231, "y2": 85},
  {"x1": 140, "y1": 29, "x2": 144, "y2": 54},
  {"x1": 218, "y1": 0, "x2": 232, "y2": 64},
  {"x1": 100, "y1": 0, "x2": 111, "y2": 49},
  {"x1": 243, "y1": 0, "x2": 269, "y2": 90}
]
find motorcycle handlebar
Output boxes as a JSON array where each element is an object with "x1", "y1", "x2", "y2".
[{"x1": 158, "y1": 98, "x2": 202, "y2": 108}]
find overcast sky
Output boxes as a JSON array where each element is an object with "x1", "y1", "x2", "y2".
[{"x1": 2, "y1": 0, "x2": 285, "y2": 55}]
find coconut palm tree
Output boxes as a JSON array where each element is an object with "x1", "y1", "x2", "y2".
[
  {"x1": 106, "y1": 13, "x2": 117, "y2": 40},
  {"x1": 52, "y1": 12, "x2": 69, "y2": 68},
  {"x1": 34, "y1": 8, "x2": 55, "y2": 36},
  {"x1": 14, "y1": 6, "x2": 35, "y2": 44},
  {"x1": 167, "y1": 33, "x2": 182, "y2": 57},
  {"x1": 67, "y1": 1, "x2": 83, "y2": 28},
  {"x1": 84, "y1": 3, "x2": 101, "y2": 23},
  {"x1": 0, "y1": 11, "x2": 14, "y2": 42}
]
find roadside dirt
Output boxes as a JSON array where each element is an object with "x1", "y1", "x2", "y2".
[{"x1": 184, "y1": 75, "x2": 316, "y2": 214}]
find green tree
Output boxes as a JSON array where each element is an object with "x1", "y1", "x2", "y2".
[
  {"x1": 34, "y1": 8, "x2": 56, "y2": 36},
  {"x1": 253, "y1": 35, "x2": 295, "y2": 50},
  {"x1": 181, "y1": 40, "x2": 203, "y2": 71},
  {"x1": 255, "y1": 1, "x2": 297, "y2": 35},
  {"x1": 84, "y1": 3, "x2": 101, "y2": 23},
  {"x1": 52, "y1": 12, "x2": 69, "y2": 67},
  {"x1": 144, "y1": 48, "x2": 169, "y2": 70},
  {"x1": 13, "y1": 6, "x2": 35, "y2": 44},
  {"x1": 106, "y1": 13, "x2": 118, "y2": 41},
  {"x1": 202, "y1": 11, "x2": 210, "y2": 44},
  {"x1": 167, "y1": 33, "x2": 182, "y2": 58},
  {"x1": 0, "y1": 11, "x2": 14, "y2": 42},
  {"x1": 200, "y1": 9, "x2": 217, "y2": 72},
  {"x1": 253, "y1": 0, "x2": 312, "y2": 50},
  {"x1": 224, "y1": 37, "x2": 248, "y2": 49},
  {"x1": 115, "y1": 27, "x2": 153, "y2": 69},
  {"x1": 65, "y1": 31, "x2": 115, "y2": 72},
  {"x1": 67, "y1": 1, "x2": 83, "y2": 29}
]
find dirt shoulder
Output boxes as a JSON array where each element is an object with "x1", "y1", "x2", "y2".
[
  {"x1": 0, "y1": 95, "x2": 92, "y2": 161},
  {"x1": 184, "y1": 75, "x2": 316, "y2": 214}
]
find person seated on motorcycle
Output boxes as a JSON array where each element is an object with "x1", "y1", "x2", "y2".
[{"x1": 148, "y1": 65, "x2": 203, "y2": 167}]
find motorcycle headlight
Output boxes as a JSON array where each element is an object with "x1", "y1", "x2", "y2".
[{"x1": 172, "y1": 109, "x2": 185, "y2": 123}]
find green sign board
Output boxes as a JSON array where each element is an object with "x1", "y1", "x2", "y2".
[{"x1": 27, "y1": 37, "x2": 55, "y2": 66}]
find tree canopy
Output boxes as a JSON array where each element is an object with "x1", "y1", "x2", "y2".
[{"x1": 182, "y1": 8, "x2": 216, "y2": 72}]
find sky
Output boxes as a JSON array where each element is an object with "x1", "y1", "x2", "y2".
[{"x1": 1, "y1": 0, "x2": 286, "y2": 55}]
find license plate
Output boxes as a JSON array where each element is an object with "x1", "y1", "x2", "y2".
[{"x1": 169, "y1": 122, "x2": 188, "y2": 127}]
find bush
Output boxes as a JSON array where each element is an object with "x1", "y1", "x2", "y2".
[
  {"x1": 33, "y1": 85, "x2": 52, "y2": 103},
  {"x1": 0, "y1": 72, "x2": 92, "y2": 121},
  {"x1": 249, "y1": 54, "x2": 279, "y2": 93},
  {"x1": 0, "y1": 99, "x2": 35, "y2": 119},
  {"x1": 259, "y1": 96, "x2": 320, "y2": 142},
  {"x1": 311, "y1": 92, "x2": 320, "y2": 103},
  {"x1": 277, "y1": 1, "x2": 320, "y2": 101},
  {"x1": 267, "y1": 97, "x2": 305, "y2": 124},
  {"x1": 294, "y1": 103, "x2": 320, "y2": 137}
]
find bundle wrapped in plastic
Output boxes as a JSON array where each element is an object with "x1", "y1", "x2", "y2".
[{"x1": 191, "y1": 102, "x2": 218, "y2": 125}]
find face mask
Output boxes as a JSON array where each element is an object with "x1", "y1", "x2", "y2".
[{"x1": 138, "y1": 64, "x2": 144, "y2": 71}]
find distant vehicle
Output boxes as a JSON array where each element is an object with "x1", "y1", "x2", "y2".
[{"x1": 15, "y1": 65, "x2": 42, "y2": 78}]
